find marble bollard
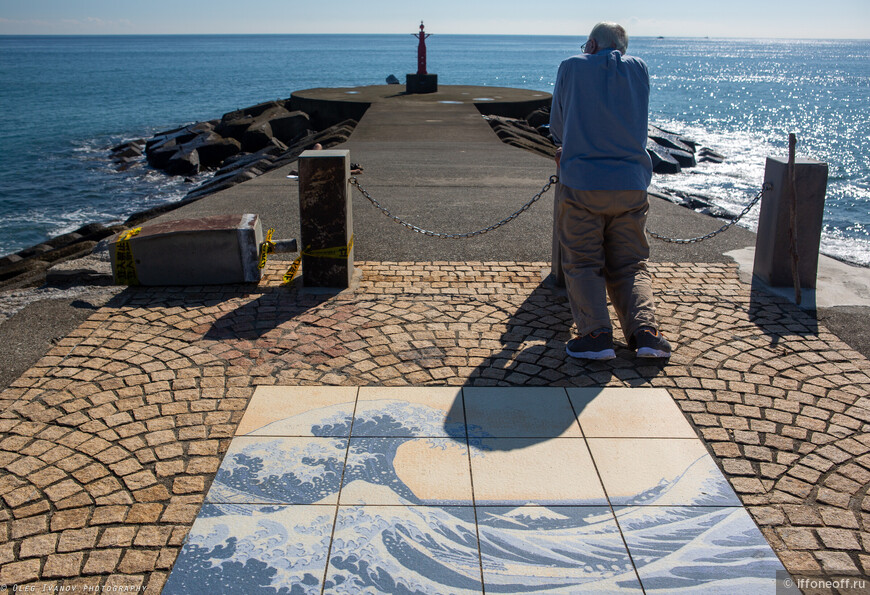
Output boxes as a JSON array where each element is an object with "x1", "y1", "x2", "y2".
[
  {"x1": 109, "y1": 213, "x2": 267, "y2": 286},
  {"x1": 754, "y1": 157, "x2": 828, "y2": 289},
  {"x1": 298, "y1": 149, "x2": 354, "y2": 288}
]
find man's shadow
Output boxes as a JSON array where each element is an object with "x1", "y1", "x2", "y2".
[{"x1": 443, "y1": 278, "x2": 665, "y2": 450}]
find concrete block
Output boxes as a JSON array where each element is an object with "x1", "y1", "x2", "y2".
[
  {"x1": 109, "y1": 214, "x2": 264, "y2": 286},
  {"x1": 298, "y1": 150, "x2": 354, "y2": 288},
  {"x1": 753, "y1": 157, "x2": 828, "y2": 289},
  {"x1": 406, "y1": 74, "x2": 438, "y2": 94}
]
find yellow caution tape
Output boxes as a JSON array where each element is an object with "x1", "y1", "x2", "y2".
[
  {"x1": 282, "y1": 255, "x2": 303, "y2": 285},
  {"x1": 114, "y1": 227, "x2": 142, "y2": 285},
  {"x1": 257, "y1": 228, "x2": 276, "y2": 269},
  {"x1": 280, "y1": 234, "x2": 354, "y2": 285},
  {"x1": 302, "y1": 234, "x2": 355, "y2": 259}
]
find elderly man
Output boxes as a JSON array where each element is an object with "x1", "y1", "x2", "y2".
[{"x1": 550, "y1": 22, "x2": 671, "y2": 360}]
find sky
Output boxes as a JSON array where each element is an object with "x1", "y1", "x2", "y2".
[{"x1": 0, "y1": 0, "x2": 868, "y2": 38}]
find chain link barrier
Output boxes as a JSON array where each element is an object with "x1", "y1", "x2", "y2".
[
  {"x1": 646, "y1": 183, "x2": 771, "y2": 244},
  {"x1": 350, "y1": 174, "x2": 768, "y2": 245},
  {"x1": 349, "y1": 175, "x2": 558, "y2": 239}
]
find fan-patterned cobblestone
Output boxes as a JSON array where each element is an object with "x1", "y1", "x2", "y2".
[{"x1": 0, "y1": 260, "x2": 867, "y2": 590}]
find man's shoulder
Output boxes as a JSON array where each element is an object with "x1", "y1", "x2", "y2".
[
  {"x1": 560, "y1": 51, "x2": 647, "y2": 69},
  {"x1": 621, "y1": 54, "x2": 649, "y2": 69},
  {"x1": 559, "y1": 54, "x2": 587, "y2": 68}
]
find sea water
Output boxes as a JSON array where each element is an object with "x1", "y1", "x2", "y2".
[{"x1": 0, "y1": 35, "x2": 867, "y2": 265}]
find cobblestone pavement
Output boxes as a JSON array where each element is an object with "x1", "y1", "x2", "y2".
[{"x1": 0, "y1": 261, "x2": 868, "y2": 591}]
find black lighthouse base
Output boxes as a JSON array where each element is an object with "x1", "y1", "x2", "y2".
[{"x1": 406, "y1": 74, "x2": 438, "y2": 94}]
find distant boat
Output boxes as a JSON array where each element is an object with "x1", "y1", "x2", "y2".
[{"x1": 657, "y1": 36, "x2": 665, "y2": 39}]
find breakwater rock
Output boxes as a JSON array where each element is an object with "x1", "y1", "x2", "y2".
[
  {"x1": 140, "y1": 99, "x2": 358, "y2": 199},
  {"x1": 114, "y1": 100, "x2": 359, "y2": 227},
  {"x1": 483, "y1": 107, "x2": 724, "y2": 175},
  {"x1": 0, "y1": 223, "x2": 122, "y2": 291}
]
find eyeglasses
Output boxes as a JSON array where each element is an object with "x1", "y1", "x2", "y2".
[{"x1": 581, "y1": 42, "x2": 588, "y2": 52}]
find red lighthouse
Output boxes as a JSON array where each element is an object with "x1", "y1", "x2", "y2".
[
  {"x1": 406, "y1": 21, "x2": 438, "y2": 94},
  {"x1": 414, "y1": 21, "x2": 430, "y2": 75}
]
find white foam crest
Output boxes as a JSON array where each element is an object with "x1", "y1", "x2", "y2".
[
  {"x1": 184, "y1": 506, "x2": 333, "y2": 592},
  {"x1": 621, "y1": 508, "x2": 783, "y2": 592},
  {"x1": 328, "y1": 506, "x2": 482, "y2": 593},
  {"x1": 818, "y1": 229, "x2": 870, "y2": 267}
]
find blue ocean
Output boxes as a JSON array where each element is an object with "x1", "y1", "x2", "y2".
[{"x1": 0, "y1": 35, "x2": 868, "y2": 265}]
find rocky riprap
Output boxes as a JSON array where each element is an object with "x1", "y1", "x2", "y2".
[
  {"x1": 0, "y1": 224, "x2": 122, "y2": 292},
  {"x1": 483, "y1": 106, "x2": 730, "y2": 217},
  {"x1": 483, "y1": 106, "x2": 725, "y2": 175},
  {"x1": 122, "y1": 98, "x2": 360, "y2": 216}
]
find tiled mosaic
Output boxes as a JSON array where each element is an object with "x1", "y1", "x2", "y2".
[{"x1": 164, "y1": 386, "x2": 788, "y2": 594}]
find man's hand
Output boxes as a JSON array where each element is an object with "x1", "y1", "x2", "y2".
[{"x1": 555, "y1": 146, "x2": 562, "y2": 169}]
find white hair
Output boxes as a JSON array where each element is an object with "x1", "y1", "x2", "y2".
[{"x1": 589, "y1": 22, "x2": 629, "y2": 54}]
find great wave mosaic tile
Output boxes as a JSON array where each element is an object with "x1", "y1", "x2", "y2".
[
  {"x1": 341, "y1": 437, "x2": 473, "y2": 505},
  {"x1": 477, "y1": 505, "x2": 643, "y2": 592},
  {"x1": 568, "y1": 387, "x2": 698, "y2": 438},
  {"x1": 587, "y1": 438, "x2": 743, "y2": 507},
  {"x1": 615, "y1": 506, "x2": 790, "y2": 594},
  {"x1": 165, "y1": 386, "x2": 789, "y2": 593},
  {"x1": 327, "y1": 505, "x2": 482, "y2": 594}
]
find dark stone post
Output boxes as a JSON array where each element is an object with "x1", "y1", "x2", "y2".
[
  {"x1": 298, "y1": 149, "x2": 354, "y2": 288},
  {"x1": 753, "y1": 156, "x2": 828, "y2": 288}
]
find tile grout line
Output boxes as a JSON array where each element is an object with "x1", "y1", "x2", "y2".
[
  {"x1": 461, "y1": 387, "x2": 488, "y2": 595},
  {"x1": 565, "y1": 389, "x2": 647, "y2": 595},
  {"x1": 319, "y1": 386, "x2": 361, "y2": 595}
]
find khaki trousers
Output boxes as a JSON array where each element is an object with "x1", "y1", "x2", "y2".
[{"x1": 556, "y1": 184, "x2": 658, "y2": 342}]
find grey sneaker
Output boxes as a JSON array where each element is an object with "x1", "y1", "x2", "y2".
[
  {"x1": 566, "y1": 329, "x2": 616, "y2": 360},
  {"x1": 631, "y1": 327, "x2": 671, "y2": 358}
]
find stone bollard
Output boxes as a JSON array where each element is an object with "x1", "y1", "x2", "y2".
[
  {"x1": 298, "y1": 149, "x2": 354, "y2": 288},
  {"x1": 753, "y1": 156, "x2": 828, "y2": 289}
]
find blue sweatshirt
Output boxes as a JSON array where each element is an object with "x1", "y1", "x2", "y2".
[{"x1": 550, "y1": 49, "x2": 653, "y2": 191}]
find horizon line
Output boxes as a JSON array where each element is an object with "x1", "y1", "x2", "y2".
[{"x1": 1, "y1": 32, "x2": 868, "y2": 41}]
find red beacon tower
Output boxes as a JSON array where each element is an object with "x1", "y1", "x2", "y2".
[
  {"x1": 414, "y1": 21, "x2": 430, "y2": 75},
  {"x1": 406, "y1": 21, "x2": 438, "y2": 94}
]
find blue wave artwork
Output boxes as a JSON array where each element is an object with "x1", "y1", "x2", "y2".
[{"x1": 163, "y1": 396, "x2": 785, "y2": 594}]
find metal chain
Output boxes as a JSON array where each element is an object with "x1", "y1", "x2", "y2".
[
  {"x1": 349, "y1": 175, "x2": 559, "y2": 239},
  {"x1": 351, "y1": 173, "x2": 767, "y2": 245},
  {"x1": 646, "y1": 183, "x2": 771, "y2": 244}
]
